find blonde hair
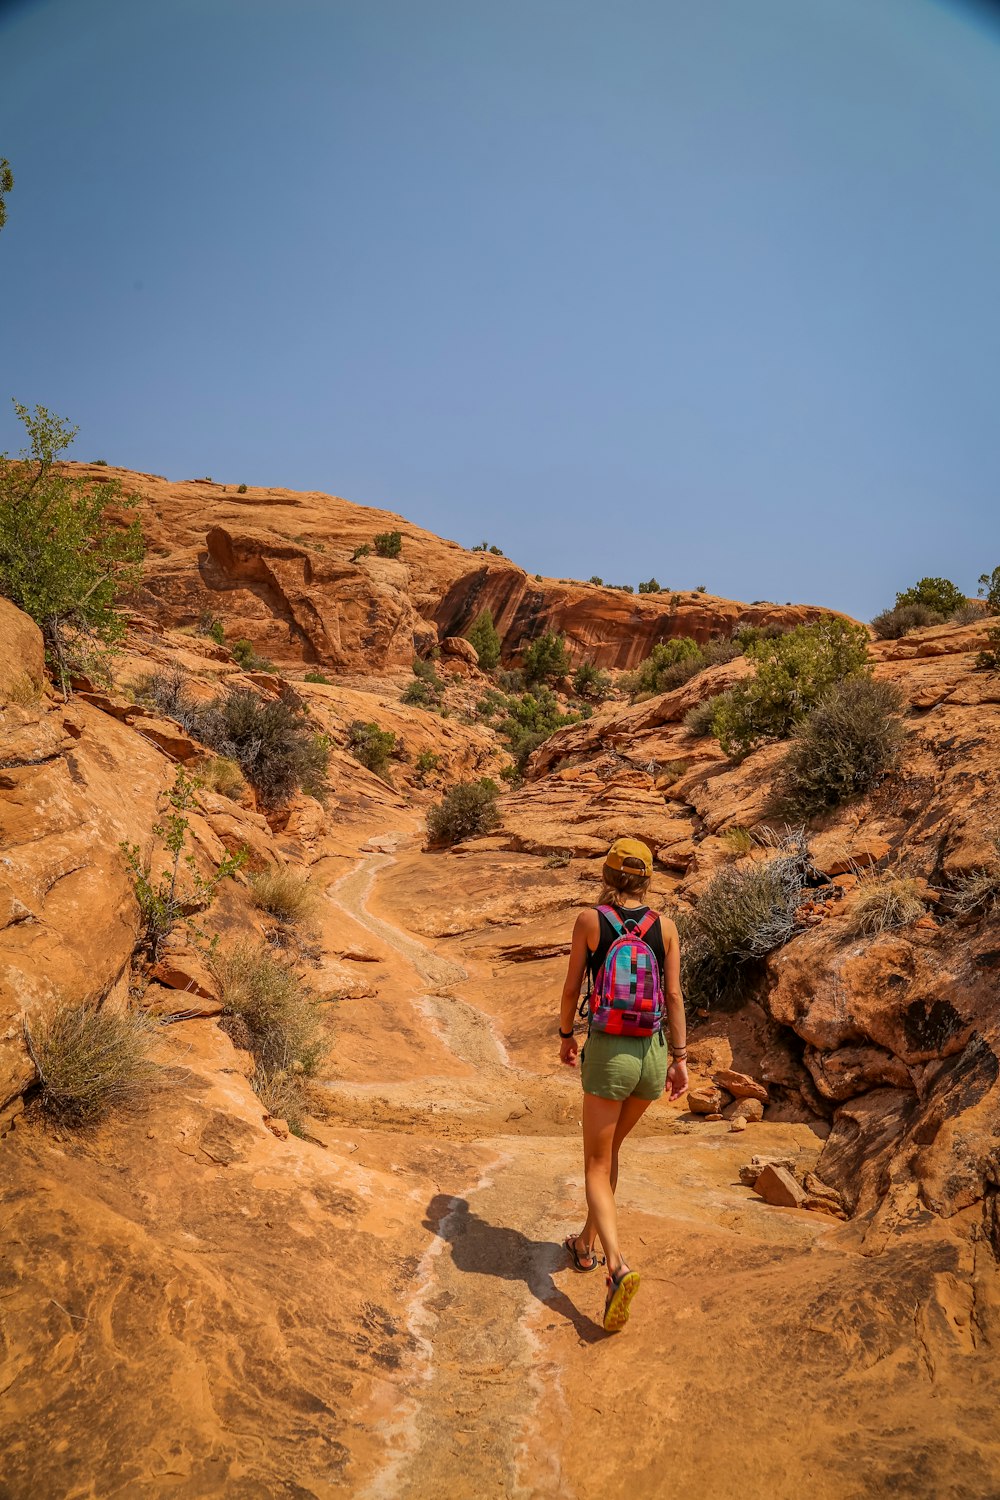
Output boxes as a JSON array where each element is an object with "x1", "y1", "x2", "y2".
[{"x1": 597, "y1": 863, "x2": 653, "y2": 909}]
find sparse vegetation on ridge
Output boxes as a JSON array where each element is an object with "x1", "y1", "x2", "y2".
[
  {"x1": 347, "y1": 719, "x2": 396, "y2": 779},
  {"x1": 373, "y1": 529, "x2": 402, "y2": 558},
  {"x1": 401, "y1": 656, "x2": 447, "y2": 710},
  {"x1": 248, "y1": 866, "x2": 319, "y2": 926}
]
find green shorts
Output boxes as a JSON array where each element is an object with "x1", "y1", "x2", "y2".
[{"x1": 580, "y1": 1029, "x2": 668, "y2": 1102}]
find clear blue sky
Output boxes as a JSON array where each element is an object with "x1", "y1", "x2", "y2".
[{"x1": 2, "y1": 0, "x2": 999, "y2": 618}]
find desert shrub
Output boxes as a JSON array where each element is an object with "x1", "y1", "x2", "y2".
[
  {"x1": 426, "y1": 778, "x2": 501, "y2": 845},
  {"x1": 495, "y1": 667, "x2": 524, "y2": 694},
  {"x1": 870, "y1": 602, "x2": 943, "y2": 640},
  {"x1": 683, "y1": 693, "x2": 729, "y2": 737},
  {"x1": 848, "y1": 876, "x2": 926, "y2": 937},
  {"x1": 975, "y1": 625, "x2": 1000, "y2": 672},
  {"x1": 402, "y1": 656, "x2": 446, "y2": 710},
  {"x1": 951, "y1": 600, "x2": 989, "y2": 625},
  {"x1": 199, "y1": 755, "x2": 247, "y2": 801},
  {"x1": 351, "y1": 543, "x2": 371, "y2": 562},
  {"x1": 523, "y1": 631, "x2": 570, "y2": 686},
  {"x1": 622, "y1": 638, "x2": 704, "y2": 698},
  {"x1": 24, "y1": 1004, "x2": 155, "y2": 1126},
  {"x1": 415, "y1": 750, "x2": 441, "y2": 777},
  {"x1": 721, "y1": 827, "x2": 755, "y2": 856},
  {"x1": 237, "y1": 483, "x2": 248, "y2": 494},
  {"x1": 950, "y1": 839, "x2": 1000, "y2": 918},
  {"x1": 373, "y1": 529, "x2": 402, "y2": 559},
  {"x1": 696, "y1": 584, "x2": 707, "y2": 593},
  {"x1": 776, "y1": 678, "x2": 906, "y2": 818},
  {"x1": 196, "y1": 611, "x2": 226, "y2": 646},
  {"x1": 979, "y1": 567, "x2": 1000, "y2": 614},
  {"x1": 215, "y1": 942, "x2": 325, "y2": 1078},
  {"x1": 680, "y1": 832, "x2": 813, "y2": 1009},
  {"x1": 131, "y1": 669, "x2": 193, "y2": 721},
  {"x1": 572, "y1": 660, "x2": 611, "y2": 702},
  {"x1": 303, "y1": 670, "x2": 331, "y2": 684},
  {"x1": 248, "y1": 866, "x2": 318, "y2": 926},
  {"x1": 702, "y1": 638, "x2": 741, "y2": 668},
  {"x1": 231, "y1": 638, "x2": 276, "y2": 672},
  {"x1": 347, "y1": 719, "x2": 396, "y2": 778},
  {"x1": 471, "y1": 540, "x2": 504, "y2": 555},
  {"x1": 589, "y1": 575, "x2": 604, "y2": 586},
  {"x1": 6, "y1": 671, "x2": 42, "y2": 706},
  {"x1": 0, "y1": 402, "x2": 144, "y2": 693},
  {"x1": 466, "y1": 608, "x2": 502, "y2": 670},
  {"x1": 198, "y1": 687, "x2": 330, "y2": 805},
  {"x1": 92, "y1": 458, "x2": 108, "y2": 465},
  {"x1": 895, "y1": 577, "x2": 966, "y2": 617},
  {"x1": 712, "y1": 618, "x2": 871, "y2": 759},
  {"x1": 479, "y1": 685, "x2": 580, "y2": 771},
  {"x1": 638, "y1": 578, "x2": 661, "y2": 594},
  {"x1": 121, "y1": 766, "x2": 246, "y2": 961}
]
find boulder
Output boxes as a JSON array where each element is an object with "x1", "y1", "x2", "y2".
[
  {"x1": 739, "y1": 1154, "x2": 797, "y2": 1188},
  {"x1": 754, "y1": 1164, "x2": 807, "y2": 1210},
  {"x1": 687, "y1": 1085, "x2": 724, "y2": 1115},
  {"x1": 440, "y1": 636, "x2": 479, "y2": 665},
  {"x1": 714, "y1": 1068, "x2": 768, "y2": 1103},
  {"x1": 723, "y1": 1096, "x2": 764, "y2": 1123}
]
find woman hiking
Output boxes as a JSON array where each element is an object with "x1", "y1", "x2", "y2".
[{"x1": 558, "y1": 837, "x2": 688, "y2": 1333}]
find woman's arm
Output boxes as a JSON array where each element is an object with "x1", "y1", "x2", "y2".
[
  {"x1": 662, "y1": 920, "x2": 689, "y2": 1100},
  {"x1": 558, "y1": 910, "x2": 597, "y2": 1067}
]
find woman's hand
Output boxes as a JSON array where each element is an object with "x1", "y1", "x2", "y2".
[
  {"x1": 666, "y1": 1059, "x2": 689, "y2": 1100},
  {"x1": 560, "y1": 1034, "x2": 579, "y2": 1067}
]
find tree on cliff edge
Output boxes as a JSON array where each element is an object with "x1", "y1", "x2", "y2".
[
  {"x1": 466, "y1": 607, "x2": 502, "y2": 670},
  {"x1": 0, "y1": 402, "x2": 144, "y2": 693}
]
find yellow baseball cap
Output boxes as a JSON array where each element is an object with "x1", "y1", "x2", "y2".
[{"x1": 604, "y1": 837, "x2": 653, "y2": 876}]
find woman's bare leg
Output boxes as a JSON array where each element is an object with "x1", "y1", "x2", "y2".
[{"x1": 577, "y1": 1095, "x2": 653, "y2": 1263}]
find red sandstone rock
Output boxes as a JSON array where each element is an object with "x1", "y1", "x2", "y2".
[
  {"x1": 755, "y1": 1165, "x2": 807, "y2": 1209},
  {"x1": 714, "y1": 1068, "x2": 769, "y2": 1103}
]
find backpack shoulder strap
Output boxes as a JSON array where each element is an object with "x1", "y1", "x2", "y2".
[
  {"x1": 633, "y1": 910, "x2": 659, "y2": 941},
  {"x1": 597, "y1": 904, "x2": 625, "y2": 936}
]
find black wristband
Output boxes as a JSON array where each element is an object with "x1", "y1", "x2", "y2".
[{"x1": 558, "y1": 1027, "x2": 574, "y2": 1039}]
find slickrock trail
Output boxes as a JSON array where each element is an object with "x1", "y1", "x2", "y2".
[{"x1": 311, "y1": 839, "x2": 1000, "y2": 1500}]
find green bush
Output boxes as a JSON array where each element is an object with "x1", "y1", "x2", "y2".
[
  {"x1": 638, "y1": 578, "x2": 661, "y2": 595},
  {"x1": 415, "y1": 750, "x2": 441, "y2": 777},
  {"x1": 24, "y1": 1004, "x2": 155, "y2": 1127},
  {"x1": 712, "y1": 618, "x2": 871, "y2": 759},
  {"x1": 895, "y1": 577, "x2": 966, "y2": 617},
  {"x1": 589, "y1": 575, "x2": 604, "y2": 586},
  {"x1": 373, "y1": 529, "x2": 402, "y2": 559},
  {"x1": 303, "y1": 670, "x2": 331, "y2": 684},
  {"x1": 237, "y1": 483, "x2": 248, "y2": 494},
  {"x1": 199, "y1": 755, "x2": 247, "y2": 801},
  {"x1": 121, "y1": 766, "x2": 247, "y2": 960},
  {"x1": 523, "y1": 631, "x2": 570, "y2": 686},
  {"x1": 683, "y1": 693, "x2": 729, "y2": 737},
  {"x1": 871, "y1": 602, "x2": 943, "y2": 640},
  {"x1": 347, "y1": 719, "x2": 396, "y2": 778},
  {"x1": 622, "y1": 638, "x2": 703, "y2": 698},
  {"x1": 231, "y1": 638, "x2": 276, "y2": 672},
  {"x1": 572, "y1": 660, "x2": 611, "y2": 702},
  {"x1": 478, "y1": 684, "x2": 580, "y2": 771},
  {"x1": 975, "y1": 624, "x2": 1000, "y2": 672},
  {"x1": 848, "y1": 876, "x2": 925, "y2": 937},
  {"x1": 776, "y1": 678, "x2": 906, "y2": 819},
  {"x1": 402, "y1": 656, "x2": 446, "y2": 710},
  {"x1": 198, "y1": 688, "x2": 330, "y2": 805},
  {"x1": 979, "y1": 567, "x2": 1000, "y2": 614},
  {"x1": 0, "y1": 402, "x2": 144, "y2": 693},
  {"x1": 680, "y1": 833, "x2": 813, "y2": 1009},
  {"x1": 466, "y1": 607, "x2": 502, "y2": 670},
  {"x1": 197, "y1": 612, "x2": 226, "y2": 646},
  {"x1": 426, "y1": 778, "x2": 501, "y2": 845},
  {"x1": 351, "y1": 543, "x2": 372, "y2": 562}
]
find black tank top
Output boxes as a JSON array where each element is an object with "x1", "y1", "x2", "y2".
[{"x1": 587, "y1": 904, "x2": 666, "y2": 986}]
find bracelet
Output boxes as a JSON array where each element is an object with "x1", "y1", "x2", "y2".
[
  {"x1": 670, "y1": 1048, "x2": 688, "y2": 1058},
  {"x1": 558, "y1": 1027, "x2": 574, "y2": 1040}
]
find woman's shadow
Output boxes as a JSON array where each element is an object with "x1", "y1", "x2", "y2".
[{"x1": 423, "y1": 1193, "x2": 606, "y2": 1343}]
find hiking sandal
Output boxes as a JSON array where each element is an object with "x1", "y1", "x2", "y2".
[
  {"x1": 564, "y1": 1234, "x2": 601, "y2": 1272},
  {"x1": 603, "y1": 1267, "x2": 641, "y2": 1332}
]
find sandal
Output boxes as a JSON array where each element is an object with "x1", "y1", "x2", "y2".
[
  {"x1": 564, "y1": 1234, "x2": 600, "y2": 1272},
  {"x1": 603, "y1": 1266, "x2": 641, "y2": 1332}
]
